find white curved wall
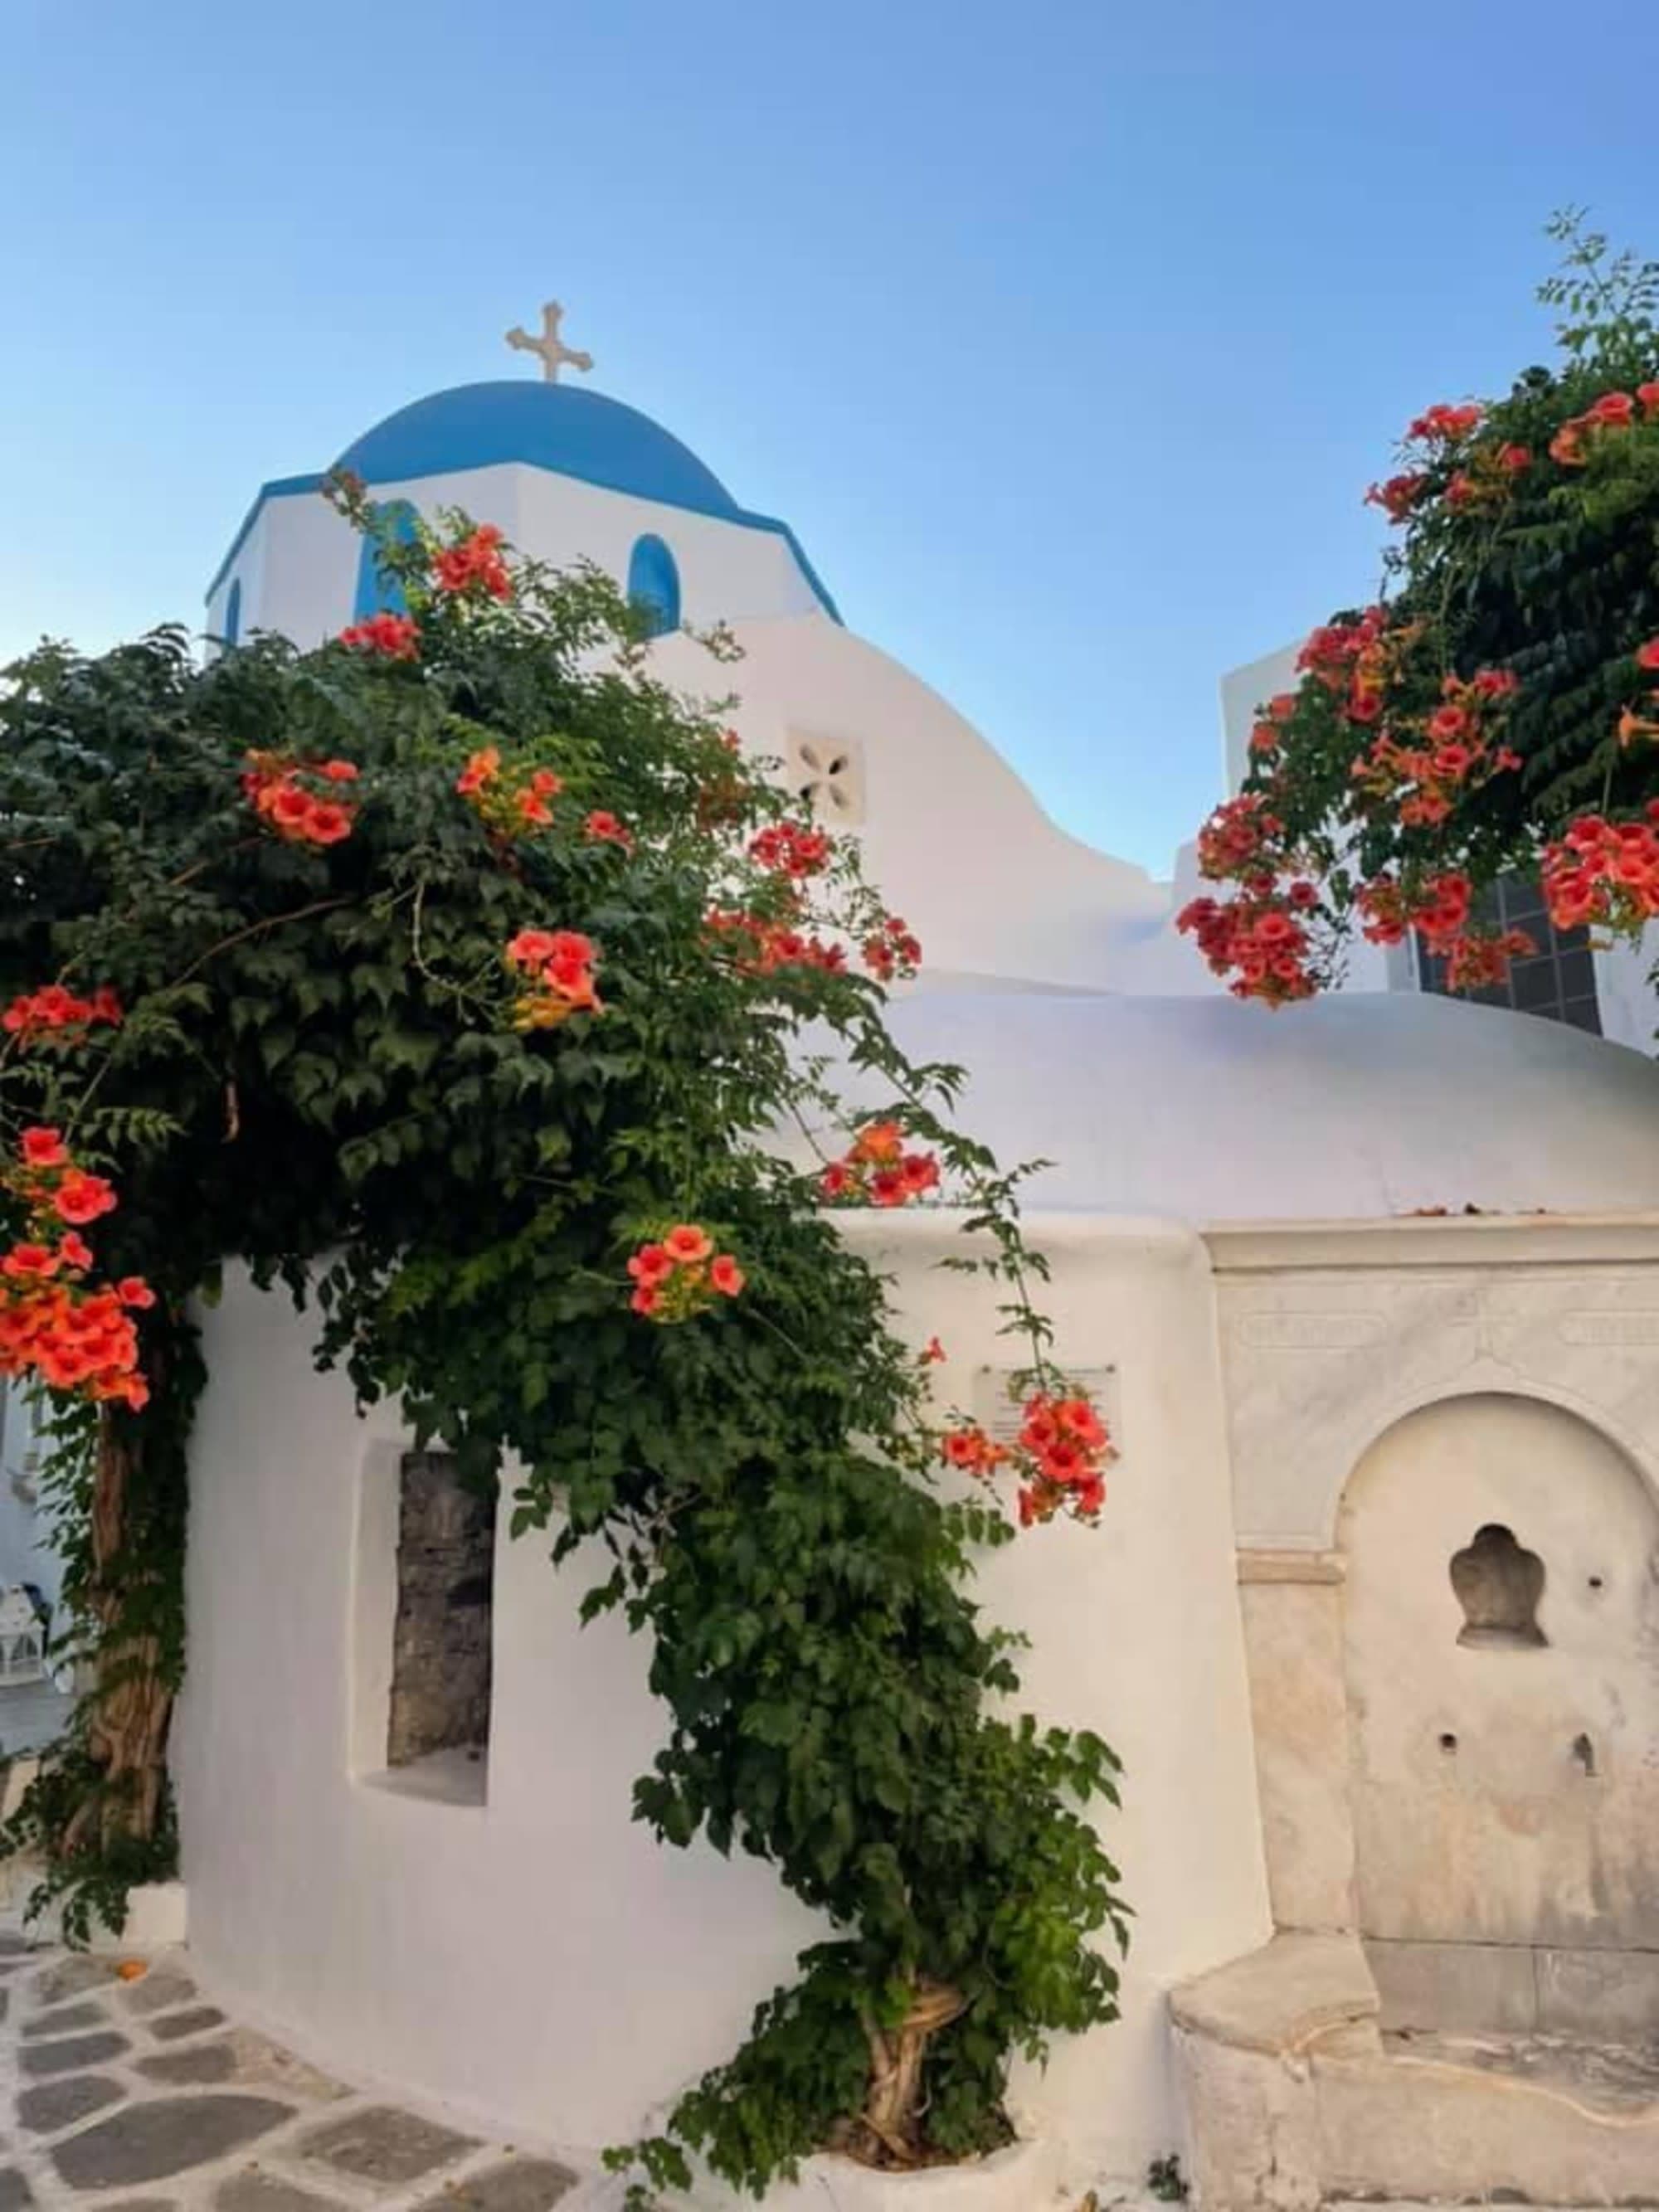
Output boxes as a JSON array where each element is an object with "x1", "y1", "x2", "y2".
[
  {"x1": 173, "y1": 1213, "x2": 1268, "y2": 2188},
  {"x1": 873, "y1": 989, "x2": 1659, "y2": 1223},
  {"x1": 649, "y1": 618, "x2": 1203, "y2": 996}
]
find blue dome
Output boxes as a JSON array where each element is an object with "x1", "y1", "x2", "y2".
[
  {"x1": 207, "y1": 382, "x2": 842, "y2": 623},
  {"x1": 333, "y1": 382, "x2": 743, "y2": 520}
]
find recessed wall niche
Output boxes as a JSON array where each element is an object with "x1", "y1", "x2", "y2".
[
  {"x1": 1449, "y1": 1522, "x2": 1547, "y2": 1650},
  {"x1": 387, "y1": 1451, "x2": 495, "y2": 1770}
]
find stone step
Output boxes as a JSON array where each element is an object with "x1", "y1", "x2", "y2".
[{"x1": 1175, "y1": 1936, "x2": 1659, "y2": 2209}]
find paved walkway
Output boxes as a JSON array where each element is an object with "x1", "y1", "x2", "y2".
[
  {"x1": 0, "y1": 1687, "x2": 75, "y2": 1764},
  {"x1": 0, "y1": 1931, "x2": 598, "y2": 2211}
]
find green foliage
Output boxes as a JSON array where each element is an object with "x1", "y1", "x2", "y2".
[
  {"x1": 1538, "y1": 209, "x2": 1659, "y2": 371},
  {"x1": 1146, "y1": 2152, "x2": 1190, "y2": 2202},
  {"x1": 2, "y1": 1743, "x2": 178, "y2": 1948},
  {"x1": 0, "y1": 527, "x2": 1126, "y2": 2189},
  {"x1": 0, "y1": 1311, "x2": 202, "y2": 1941}
]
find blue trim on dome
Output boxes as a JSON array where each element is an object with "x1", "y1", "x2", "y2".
[
  {"x1": 204, "y1": 383, "x2": 841, "y2": 623},
  {"x1": 207, "y1": 474, "x2": 324, "y2": 605},
  {"x1": 337, "y1": 383, "x2": 742, "y2": 518}
]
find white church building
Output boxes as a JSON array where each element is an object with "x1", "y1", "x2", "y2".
[{"x1": 49, "y1": 322, "x2": 1659, "y2": 2207}]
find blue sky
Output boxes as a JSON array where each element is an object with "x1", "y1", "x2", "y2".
[{"x1": 2, "y1": 0, "x2": 1654, "y2": 873}]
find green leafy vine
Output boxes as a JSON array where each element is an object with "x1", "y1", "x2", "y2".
[{"x1": 0, "y1": 508, "x2": 1126, "y2": 2195}]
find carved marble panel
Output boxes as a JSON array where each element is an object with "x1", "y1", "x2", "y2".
[{"x1": 1207, "y1": 1225, "x2": 1659, "y2": 1550}]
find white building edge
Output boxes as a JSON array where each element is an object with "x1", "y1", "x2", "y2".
[{"x1": 27, "y1": 348, "x2": 1659, "y2": 2207}]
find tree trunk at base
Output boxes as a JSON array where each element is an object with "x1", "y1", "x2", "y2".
[
  {"x1": 59, "y1": 1403, "x2": 175, "y2": 1860},
  {"x1": 855, "y1": 1979, "x2": 966, "y2": 2167}
]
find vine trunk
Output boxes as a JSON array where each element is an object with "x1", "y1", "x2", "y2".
[
  {"x1": 853, "y1": 1979, "x2": 967, "y2": 2167},
  {"x1": 61, "y1": 1400, "x2": 173, "y2": 1858}
]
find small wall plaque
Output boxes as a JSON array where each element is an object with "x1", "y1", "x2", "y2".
[{"x1": 973, "y1": 1363, "x2": 1121, "y2": 1451}]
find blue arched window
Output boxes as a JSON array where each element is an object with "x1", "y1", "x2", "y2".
[
  {"x1": 223, "y1": 579, "x2": 242, "y2": 649},
  {"x1": 353, "y1": 500, "x2": 421, "y2": 621},
  {"x1": 626, "y1": 533, "x2": 680, "y2": 637}
]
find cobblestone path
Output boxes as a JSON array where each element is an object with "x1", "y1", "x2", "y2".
[{"x1": 0, "y1": 1930, "x2": 595, "y2": 2211}]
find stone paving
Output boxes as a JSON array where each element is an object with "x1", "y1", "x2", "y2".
[
  {"x1": 0, "y1": 1689, "x2": 75, "y2": 1766},
  {"x1": 0, "y1": 1929, "x2": 597, "y2": 2211}
]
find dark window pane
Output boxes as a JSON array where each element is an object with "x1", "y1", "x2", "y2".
[
  {"x1": 1556, "y1": 948, "x2": 1597, "y2": 997},
  {"x1": 1501, "y1": 882, "x2": 1546, "y2": 926},
  {"x1": 1415, "y1": 871, "x2": 1601, "y2": 1035},
  {"x1": 1511, "y1": 958, "x2": 1561, "y2": 1009}
]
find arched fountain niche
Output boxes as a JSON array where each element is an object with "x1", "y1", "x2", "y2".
[{"x1": 1338, "y1": 1390, "x2": 1659, "y2": 2035}]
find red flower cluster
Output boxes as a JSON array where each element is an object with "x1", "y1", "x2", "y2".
[
  {"x1": 939, "y1": 1423, "x2": 1010, "y2": 1476},
  {"x1": 1177, "y1": 880, "x2": 1321, "y2": 1005},
  {"x1": 1549, "y1": 384, "x2": 1659, "y2": 467},
  {"x1": 1439, "y1": 436, "x2": 1535, "y2": 513},
  {"x1": 1542, "y1": 806, "x2": 1659, "y2": 934},
  {"x1": 1195, "y1": 794, "x2": 1286, "y2": 879},
  {"x1": 455, "y1": 746, "x2": 563, "y2": 834},
  {"x1": 1299, "y1": 611, "x2": 1386, "y2": 681},
  {"x1": 819, "y1": 1119, "x2": 941, "y2": 1208},
  {"x1": 504, "y1": 927, "x2": 602, "y2": 1028},
  {"x1": 1365, "y1": 472, "x2": 1429, "y2": 524},
  {"x1": 1618, "y1": 636, "x2": 1659, "y2": 751},
  {"x1": 1296, "y1": 607, "x2": 1394, "y2": 723},
  {"x1": 1348, "y1": 668, "x2": 1520, "y2": 828},
  {"x1": 1, "y1": 1128, "x2": 152, "y2": 1408},
  {"x1": 3, "y1": 984, "x2": 122, "y2": 1046},
  {"x1": 1443, "y1": 929, "x2": 1536, "y2": 993},
  {"x1": 1359, "y1": 870, "x2": 1534, "y2": 989},
  {"x1": 695, "y1": 732, "x2": 752, "y2": 831},
  {"x1": 1014, "y1": 1390, "x2": 1113, "y2": 1524},
  {"x1": 749, "y1": 823, "x2": 833, "y2": 878},
  {"x1": 940, "y1": 1388, "x2": 1114, "y2": 1528},
  {"x1": 705, "y1": 907, "x2": 846, "y2": 979},
  {"x1": 862, "y1": 914, "x2": 922, "y2": 983},
  {"x1": 626, "y1": 1223, "x2": 744, "y2": 1321},
  {"x1": 1245, "y1": 693, "x2": 1299, "y2": 759},
  {"x1": 241, "y1": 751, "x2": 358, "y2": 846},
  {"x1": 1407, "y1": 402, "x2": 1484, "y2": 443},
  {"x1": 582, "y1": 810, "x2": 634, "y2": 851},
  {"x1": 433, "y1": 523, "x2": 512, "y2": 601},
  {"x1": 339, "y1": 612, "x2": 420, "y2": 659},
  {"x1": 1357, "y1": 868, "x2": 1472, "y2": 951}
]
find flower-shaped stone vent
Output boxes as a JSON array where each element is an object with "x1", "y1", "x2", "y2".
[{"x1": 785, "y1": 732, "x2": 865, "y2": 825}]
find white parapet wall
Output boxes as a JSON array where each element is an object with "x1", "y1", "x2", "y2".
[{"x1": 171, "y1": 1213, "x2": 1269, "y2": 2190}]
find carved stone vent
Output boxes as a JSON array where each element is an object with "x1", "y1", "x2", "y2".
[
  {"x1": 785, "y1": 732, "x2": 865, "y2": 825},
  {"x1": 1450, "y1": 1522, "x2": 1547, "y2": 1650}
]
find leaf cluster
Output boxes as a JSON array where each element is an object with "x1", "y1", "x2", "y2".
[{"x1": 0, "y1": 546, "x2": 1126, "y2": 2190}]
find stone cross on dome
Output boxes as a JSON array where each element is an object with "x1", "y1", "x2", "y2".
[{"x1": 505, "y1": 300, "x2": 594, "y2": 384}]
